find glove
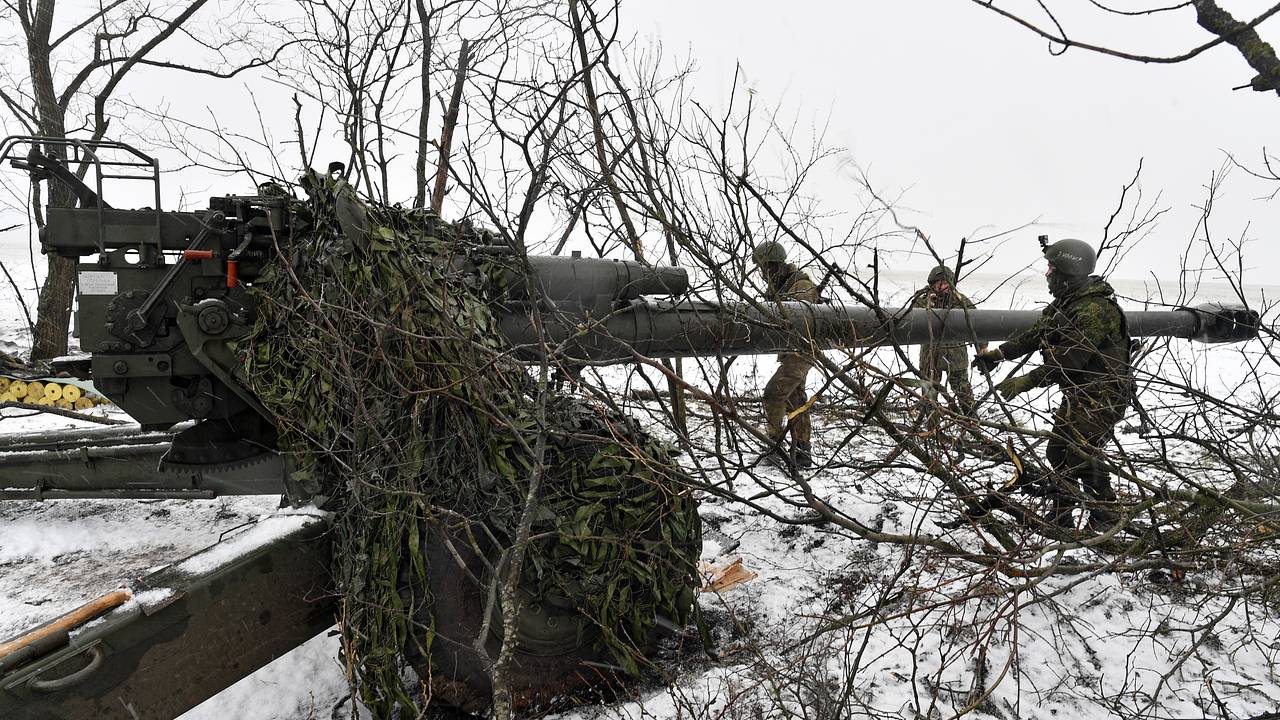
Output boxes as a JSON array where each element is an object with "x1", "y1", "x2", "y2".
[
  {"x1": 996, "y1": 374, "x2": 1035, "y2": 399},
  {"x1": 972, "y1": 347, "x2": 1003, "y2": 373}
]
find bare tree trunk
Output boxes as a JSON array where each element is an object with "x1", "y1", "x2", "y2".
[
  {"x1": 17, "y1": 0, "x2": 214, "y2": 360},
  {"x1": 431, "y1": 38, "x2": 470, "y2": 214},
  {"x1": 30, "y1": 258, "x2": 75, "y2": 361},
  {"x1": 413, "y1": 0, "x2": 433, "y2": 209},
  {"x1": 25, "y1": 0, "x2": 75, "y2": 361},
  {"x1": 489, "y1": 339, "x2": 552, "y2": 720}
]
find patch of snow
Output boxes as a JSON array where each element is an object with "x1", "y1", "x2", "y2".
[
  {"x1": 131, "y1": 587, "x2": 176, "y2": 612},
  {"x1": 178, "y1": 629, "x2": 357, "y2": 720},
  {"x1": 170, "y1": 507, "x2": 328, "y2": 577},
  {"x1": 0, "y1": 495, "x2": 280, "y2": 642}
]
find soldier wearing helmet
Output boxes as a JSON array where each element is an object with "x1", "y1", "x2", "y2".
[
  {"x1": 752, "y1": 240, "x2": 819, "y2": 469},
  {"x1": 971, "y1": 238, "x2": 1133, "y2": 530},
  {"x1": 910, "y1": 264, "x2": 985, "y2": 413}
]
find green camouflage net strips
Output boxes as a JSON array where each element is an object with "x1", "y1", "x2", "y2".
[{"x1": 237, "y1": 172, "x2": 701, "y2": 716}]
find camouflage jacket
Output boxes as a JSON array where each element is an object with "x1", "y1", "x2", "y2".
[
  {"x1": 998, "y1": 277, "x2": 1133, "y2": 398},
  {"x1": 764, "y1": 264, "x2": 819, "y2": 303},
  {"x1": 910, "y1": 286, "x2": 979, "y2": 349}
]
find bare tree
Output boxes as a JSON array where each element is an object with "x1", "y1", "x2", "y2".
[
  {"x1": 543, "y1": 47, "x2": 1280, "y2": 715},
  {"x1": 969, "y1": 0, "x2": 1280, "y2": 96},
  {"x1": 46, "y1": 0, "x2": 1278, "y2": 715},
  {"x1": 239, "y1": 0, "x2": 1280, "y2": 714},
  {"x1": 0, "y1": 0, "x2": 286, "y2": 359},
  {"x1": 430, "y1": 37, "x2": 470, "y2": 212}
]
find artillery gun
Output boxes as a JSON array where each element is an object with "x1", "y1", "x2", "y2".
[{"x1": 0, "y1": 136, "x2": 1260, "y2": 719}]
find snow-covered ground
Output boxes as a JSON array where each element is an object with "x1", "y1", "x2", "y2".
[
  {"x1": 2, "y1": 236, "x2": 1278, "y2": 719},
  {"x1": 7, "y1": 393, "x2": 1278, "y2": 719}
]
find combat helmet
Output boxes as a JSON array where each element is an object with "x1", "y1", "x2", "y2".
[
  {"x1": 751, "y1": 240, "x2": 787, "y2": 265},
  {"x1": 1043, "y1": 239, "x2": 1096, "y2": 277},
  {"x1": 928, "y1": 265, "x2": 956, "y2": 285}
]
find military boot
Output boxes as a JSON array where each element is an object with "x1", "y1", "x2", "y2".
[
  {"x1": 1087, "y1": 507, "x2": 1121, "y2": 533},
  {"x1": 1048, "y1": 495, "x2": 1076, "y2": 530},
  {"x1": 794, "y1": 441, "x2": 813, "y2": 469},
  {"x1": 1082, "y1": 469, "x2": 1120, "y2": 532},
  {"x1": 754, "y1": 437, "x2": 789, "y2": 469}
]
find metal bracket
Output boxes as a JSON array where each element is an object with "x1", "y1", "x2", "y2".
[{"x1": 175, "y1": 298, "x2": 272, "y2": 421}]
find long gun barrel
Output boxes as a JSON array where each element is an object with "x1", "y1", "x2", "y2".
[{"x1": 499, "y1": 301, "x2": 1260, "y2": 362}]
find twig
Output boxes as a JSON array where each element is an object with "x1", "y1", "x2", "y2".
[
  {"x1": 0, "y1": 260, "x2": 36, "y2": 343},
  {"x1": 1, "y1": 402, "x2": 128, "y2": 425}
]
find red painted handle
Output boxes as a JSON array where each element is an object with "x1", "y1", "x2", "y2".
[
  {"x1": 183, "y1": 250, "x2": 215, "y2": 260},
  {"x1": 226, "y1": 259, "x2": 238, "y2": 288}
]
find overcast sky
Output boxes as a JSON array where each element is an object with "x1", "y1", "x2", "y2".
[
  {"x1": 623, "y1": 1, "x2": 1279, "y2": 285},
  {"x1": 1, "y1": 0, "x2": 1275, "y2": 295}
]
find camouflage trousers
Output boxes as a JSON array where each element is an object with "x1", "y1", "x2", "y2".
[
  {"x1": 762, "y1": 354, "x2": 812, "y2": 445},
  {"x1": 918, "y1": 345, "x2": 974, "y2": 411},
  {"x1": 1044, "y1": 391, "x2": 1128, "y2": 524}
]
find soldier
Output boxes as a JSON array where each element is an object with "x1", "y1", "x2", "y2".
[
  {"x1": 972, "y1": 238, "x2": 1134, "y2": 530},
  {"x1": 911, "y1": 265, "x2": 985, "y2": 413},
  {"x1": 752, "y1": 240, "x2": 819, "y2": 469}
]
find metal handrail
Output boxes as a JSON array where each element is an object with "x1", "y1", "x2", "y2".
[{"x1": 0, "y1": 136, "x2": 162, "y2": 263}]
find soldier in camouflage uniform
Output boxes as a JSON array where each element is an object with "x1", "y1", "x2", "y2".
[
  {"x1": 972, "y1": 239, "x2": 1133, "y2": 529},
  {"x1": 911, "y1": 265, "x2": 985, "y2": 413},
  {"x1": 752, "y1": 240, "x2": 819, "y2": 469}
]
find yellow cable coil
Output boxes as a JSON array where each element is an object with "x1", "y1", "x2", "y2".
[
  {"x1": 0, "y1": 381, "x2": 104, "y2": 409},
  {"x1": 0, "y1": 381, "x2": 107, "y2": 410}
]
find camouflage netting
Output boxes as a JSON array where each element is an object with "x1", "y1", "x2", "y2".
[{"x1": 237, "y1": 171, "x2": 701, "y2": 715}]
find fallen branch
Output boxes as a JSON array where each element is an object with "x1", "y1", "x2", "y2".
[{"x1": 0, "y1": 401, "x2": 128, "y2": 425}]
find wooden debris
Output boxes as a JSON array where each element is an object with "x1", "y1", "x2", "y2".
[{"x1": 699, "y1": 557, "x2": 757, "y2": 593}]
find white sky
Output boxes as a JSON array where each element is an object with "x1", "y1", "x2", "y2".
[
  {"x1": 1, "y1": 0, "x2": 1276, "y2": 291},
  {"x1": 624, "y1": 1, "x2": 1280, "y2": 283}
]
